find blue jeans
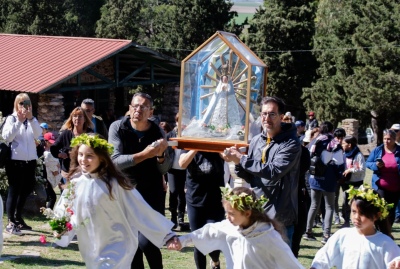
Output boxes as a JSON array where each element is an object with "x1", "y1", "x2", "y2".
[
  {"x1": 285, "y1": 225, "x2": 294, "y2": 247},
  {"x1": 306, "y1": 189, "x2": 335, "y2": 237},
  {"x1": 395, "y1": 201, "x2": 400, "y2": 219}
]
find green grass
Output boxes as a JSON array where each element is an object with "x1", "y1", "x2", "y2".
[
  {"x1": 233, "y1": 2, "x2": 262, "y2": 7},
  {"x1": 234, "y1": 13, "x2": 253, "y2": 24},
  {"x1": 2, "y1": 170, "x2": 399, "y2": 268}
]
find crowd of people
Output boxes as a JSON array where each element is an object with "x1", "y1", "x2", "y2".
[{"x1": 1, "y1": 93, "x2": 400, "y2": 268}]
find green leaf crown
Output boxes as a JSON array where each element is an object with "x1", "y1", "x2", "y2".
[
  {"x1": 347, "y1": 184, "x2": 393, "y2": 220},
  {"x1": 221, "y1": 187, "x2": 268, "y2": 212},
  {"x1": 70, "y1": 133, "x2": 114, "y2": 155}
]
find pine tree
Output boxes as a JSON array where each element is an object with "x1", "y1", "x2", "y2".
[
  {"x1": 244, "y1": 0, "x2": 318, "y2": 120},
  {"x1": 96, "y1": 0, "x2": 143, "y2": 40},
  {"x1": 304, "y1": 0, "x2": 400, "y2": 142}
]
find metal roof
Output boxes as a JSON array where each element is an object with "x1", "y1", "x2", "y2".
[{"x1": 0, "y1": 34, "x2": 180, "y2": 93}]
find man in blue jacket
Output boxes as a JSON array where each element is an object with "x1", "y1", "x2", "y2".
[{"x1": 223, "y1": 96, "x2": 301, "y2": 246}]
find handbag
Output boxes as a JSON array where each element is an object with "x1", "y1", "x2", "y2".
[{"x1": 0, "y1": 115, "x2": 15, "y2": 168}]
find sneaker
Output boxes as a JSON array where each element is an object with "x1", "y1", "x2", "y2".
[
  {"x1": 302, "y1": 232, "x2": 316, "y2": 241},
  {"x1": 334, "y1": 217, "x2": 340, "y2": 225},
  {"x1": 5, "y1": 222, "x2": 22, "y2": 236},
  {"x1": 15, "y1": 219, "x2": 32, "y2": 230},
  {"x1": 210, "y1": 260, "x2": 220, "y2": 269},
  {"x1": 178, "y1": 222, "x2": 191, "y2": 232},
  {"x1": 321, "y1": 235, "x2": 329, "y2": 244}
]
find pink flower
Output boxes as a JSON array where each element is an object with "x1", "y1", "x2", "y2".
[
  {"x1": 66, "y1": 222, "x2": 73, "y2": 231},
  {"x1": 39, "y1": 235, "x2": 47, "y2": 244},
  {"x1": 66, "y1": 208, "x2": 74, "y2": 216}
]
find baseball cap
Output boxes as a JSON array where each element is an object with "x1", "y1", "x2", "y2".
[
  {"x1": 40, "y1": 123, "x2": 48, "y2": 129},
  {"x1": 308, "y1": 111, "x2": 315, "y2": 116},
  {"x1": 295, "y1": 120, "x2": 305, "y2": 127},
  {"x1": 44, "y1": 132, "x2": 56, "y2": 144},
  {"x1": 390, "y1": 124, "x2": 400, "y2": 131}
]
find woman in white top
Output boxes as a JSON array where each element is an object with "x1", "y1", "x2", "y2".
[{"x1": 1, "y1": 93, "x2": 42, "y2": 235}]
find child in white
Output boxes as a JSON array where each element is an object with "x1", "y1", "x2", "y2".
[
  {"x1": 311, "y1": 184, "x2": 400, "y2": 269},
  {"x1": 43, "y1": 132, "x2": 62, "y2": 191},
  {"x1": 168, "y1": 187, "x2": 304, "y2": 269},
  {"x1": 53, "y1": 134, "x2": 176, "y2": 268}
]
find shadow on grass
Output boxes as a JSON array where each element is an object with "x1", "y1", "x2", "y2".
[
  {"x1": 6, "y1": 256, "x2": 85, "y2": 267},
  {"x1": 180, "y1": 246, "x2": 195, "y2": 253}
]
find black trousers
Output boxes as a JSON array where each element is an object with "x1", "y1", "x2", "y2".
[
  {"x1": 5, "y1": 159, "x2": 36, "y2": 222},
  {"x1": 187, "y1": 203, "x2": 225, "y2": 269},
  {"x1": 167, "y1": 169, "x2": 186, "y2": 222},
  {"x1": 131, "y1": 188, "x2": 165, "y2": 269}
]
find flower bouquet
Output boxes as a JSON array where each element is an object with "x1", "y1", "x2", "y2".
[
  {"x1": 40, "y1": 182, "x2": 75, "y2": 246},
  {"x1": 40, "y1": 207, "x2": 73, "y2": 238}
]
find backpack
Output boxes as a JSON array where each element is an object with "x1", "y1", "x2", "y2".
[
  {"x1": 0, "y1": 115, "x2": 16, "y2": 168},
  {"x1": 309, "y1": 138, "x2": 332, "y2": 177}
]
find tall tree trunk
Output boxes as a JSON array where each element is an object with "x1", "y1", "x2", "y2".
[{"x1": 372, "y1": 110, "x2": 387, "y2": 146}]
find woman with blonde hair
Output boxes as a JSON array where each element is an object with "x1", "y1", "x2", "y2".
[
  {"x1": 50, "y1": 107, "x2": 93, "y2": 185},
  {"x1": 1, "y1": 93, "x2": 42, "y2": 235}
]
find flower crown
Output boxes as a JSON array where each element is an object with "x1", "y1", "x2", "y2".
[
  {"x1": 70, "y1": 133, "x2": 114, "y2": 155},
  {"x1": 347, "y1": 184, "x2": 393, "y2": 220},
  {"x1": 221, "y1": 187, "x2": 268, "y2": 212}
]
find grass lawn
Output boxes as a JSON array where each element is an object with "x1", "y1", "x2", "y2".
[{"x1": 1, "y1": 170, "x2": 399, "y2": 268}]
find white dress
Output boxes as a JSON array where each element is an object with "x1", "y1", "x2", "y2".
[
  {"x1": 311, "y1": 227, "x2": 400, "y2": 269},
  {"x1": 54, "y1": 172, "x2": 175, "y2": 269},
  {"x1": 179, "y1": 220, "x2": 304, "y2": 269},
  {"x1": 43, "y1": 150, "x2": 62, "y2": 188},
  {"x1": 202, "y1": 79, "x2": 241, "y2": 129}
]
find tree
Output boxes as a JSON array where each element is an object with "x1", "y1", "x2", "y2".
[
  {"x1": 303, "y1": 0, "x2": 400, "y2": 143},
  {"x1": 64, "y1": 0, "x2": 105, "y2": 37},
  {"x1": 244, "y1": 0, "x2": 318, "y2": 120},
  {"x1": 164, "y1": 0, "x2": 237, "y2": 60},
  {"x1": 302, "y1": 0, "x2": 357, "y2": 126},
  {"x1": 95, "y1": 0, "x2": 143, "y2": 39},
  {"x1": 0, "y1": 0, "x2": 102, "y2": 36}
]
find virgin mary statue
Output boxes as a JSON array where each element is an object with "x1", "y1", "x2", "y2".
[{"x1": 201, "y1": 75, "x2": 241, "y2": 129}]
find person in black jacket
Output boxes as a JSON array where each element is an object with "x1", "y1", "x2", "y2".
[
  {"x1": 224, "y1": 96, "x2": 301, "y2": 246},
  {"x1": 81, "y1": 98, "x2": 108, "y2": 140},
  {"x1": 291, "y1": 145, "x2": 311, "y2": 257},
  {"x1": 166, "y1": 114, "x2": 189, "y2": 231},
  {"x1": 108, "y1": 92, "x2": 172, "y2": 269}
]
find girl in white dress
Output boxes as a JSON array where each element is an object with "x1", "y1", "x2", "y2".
[
  {"x1": 311, "y1": 184, "x2": 400, "y2": 269},
  {"x1": 168, "y1": 187, "x2": 305, "y2": 269},
  {"x1": 54, "y1": 133, "x2": 175, "y2": 268}
]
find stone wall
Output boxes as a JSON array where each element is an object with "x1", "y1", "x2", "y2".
[
  {"x1": 159, "y1": 83, "x2": 180, "y2": 127},
  {"x1": 37, "y1": 93, "x2": 65, "y2": 131},
  {"x1": 341, "y1": 118, "x2": 359, "y2": 138}
]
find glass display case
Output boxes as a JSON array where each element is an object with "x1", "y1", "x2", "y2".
[{"x1": 173, "y1": 31, "x2": 267, "y2": 152}]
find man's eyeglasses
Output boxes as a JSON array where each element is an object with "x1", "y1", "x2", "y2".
[
  {"x1": 131, "y1": 104, "x2": 151, "y2": 111},
  {"x1": 84, "y1": 109, "x2": 94, "y2": 113},
  {"x1": 260, "y1": 112, "x2": 278, "y2": 119}
]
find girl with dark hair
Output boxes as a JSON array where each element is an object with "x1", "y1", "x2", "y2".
[
  {"x1": 311, "y1": 184, "x2": 400, "y2": 269},
  {"x1": 53, "y1": 134, "x2": 175, "y2": 268},
  {"x1": 304, "y1": 121, "x2": 345, "y2": 244},
  {"x1": 168, "y1": 187, "x2": 304, "y2": 269},
  {"x1": 339, "y1": 135, "x2": 365, "y2": 227}
]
